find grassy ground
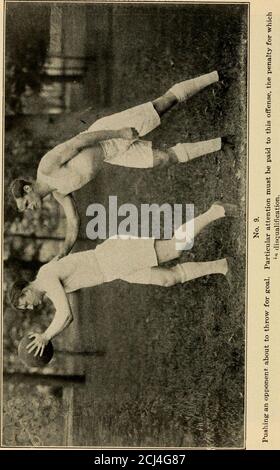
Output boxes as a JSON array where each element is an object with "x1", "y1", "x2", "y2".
[{"x1": 67, "y1": 4, "x2": 247, "y2": 448}]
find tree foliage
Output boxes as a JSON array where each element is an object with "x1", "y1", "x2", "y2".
[{"x1": 5, "y1": 3, "x2": 49, "y2": 115}]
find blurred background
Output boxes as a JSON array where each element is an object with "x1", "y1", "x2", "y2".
[{"x1": 3, "y1": 2, "x2": 247, "y2": 447}]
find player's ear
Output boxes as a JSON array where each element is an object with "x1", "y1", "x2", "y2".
[{"x1": 23, "y1": 184, "x2": 32, "y2": 194}]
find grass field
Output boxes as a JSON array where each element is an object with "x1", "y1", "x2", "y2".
[{"x1": 63, "y1": 4, "x2": 247, "y2": 448}]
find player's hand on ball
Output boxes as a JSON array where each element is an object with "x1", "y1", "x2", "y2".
[
  {"x1": 26, "y1": 333, "x2": 49, "y2": 357},
  {"x1": 121, "y1": 127, "x2": 139, "y2": 140}
]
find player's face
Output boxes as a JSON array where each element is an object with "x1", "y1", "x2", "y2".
[
  {"x1": 17, "y1": 288, "x2": 42, "y2": 310},
  {"x1": 16, "y1": 187, "x2": 42, "y2": 212}
]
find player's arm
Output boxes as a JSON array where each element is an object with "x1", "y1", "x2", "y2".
[
  {"x1": 40, "y1": 127, "x2": 139, "y2": 173},
  {"x1": 74, "y1": 127, "x2": 138, "y2": 151},
  {"x1": 43, "y1": 278, "x2": 74, "y2": 342},
  {"x1": 53, "y1": 192, "x2": 80, "y2": 259},
  {"x1": 26, "y1": 276, "x2": 73, "y2": 357}
]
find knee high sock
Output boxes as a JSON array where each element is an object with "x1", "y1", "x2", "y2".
[
  {"x1": 171, "y1": 138, "x2": 221, "y2": 163},
  {"x1": 169, "y1": 71, "x2": 219, "y2": 102},
  {"x1": 174, "y1": 204, "x2": 225, "y2": 251},
  {"x1": 174, "y1": 259, "x2": 228, "y2": 283}
]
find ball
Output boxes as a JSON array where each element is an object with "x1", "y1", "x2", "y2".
[{"x1": 18, "y1": 334, "x2": 54, "y2": 368}]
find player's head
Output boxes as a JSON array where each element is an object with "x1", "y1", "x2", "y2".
[
  {"x1": 10, "y1": 178, "x2": 42, "y2": 212},
  {"x1": 9, "y1": 279, "x2": 43, "y2": 311}
]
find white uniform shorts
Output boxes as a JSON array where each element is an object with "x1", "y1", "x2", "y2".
[
  {"x1": 87, "y1": 102, "x2": 161, "y2": 169},
  {"x1": 94, "y1": 236, "x2": 159, "y2": 284}
]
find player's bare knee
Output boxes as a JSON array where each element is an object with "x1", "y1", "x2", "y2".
[
  {"x1": 167, "y1": 148, "x2": 179, "y2": 164},
  {"x1": 152, "y1": 92, "x2": 178, "y2": 116},
  {"x1": 152, "y1": 149, "x2": 170, "y2": 167}
]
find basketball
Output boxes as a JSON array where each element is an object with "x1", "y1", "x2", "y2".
[{"x1": 18, "y1": 334, "x2": 54, "y2": 368}]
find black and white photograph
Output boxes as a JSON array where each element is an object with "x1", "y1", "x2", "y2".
[{"x1": 2, "y1": 0, "x2": 248, "y2": 449}]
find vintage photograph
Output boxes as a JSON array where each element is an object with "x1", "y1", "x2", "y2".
[{"x1": 2, "y1": 1, "x2": 248, "y2": 448}]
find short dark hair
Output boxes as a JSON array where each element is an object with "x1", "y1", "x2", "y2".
[
  {"x1": 9, "y1": 279, "x2": 29, "y2": 311},
  {"x1": 9, "y1": 178, "x2": 32, "y2": 199}
]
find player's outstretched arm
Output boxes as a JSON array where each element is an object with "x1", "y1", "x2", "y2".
[
  {"x1": 40, "y1": 127, "x2": 139, "y2": 174},
  {"x1": 75, "y1": 127, "x2": 139, "y2": 150},
  {"x1": 43, "y1": 276, "x2": 74, "y2": 342},
  {"x1": 26, "y1": 276, "x2": 73, "y2": 357}
]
